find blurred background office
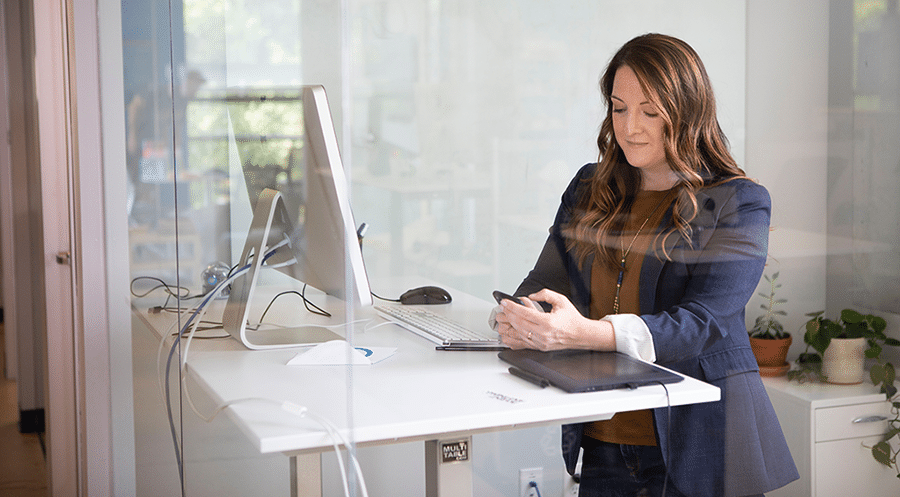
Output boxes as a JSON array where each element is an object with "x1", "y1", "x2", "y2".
[{"x1": 2, "y1": 0, "x2": 900, "y2": 495}]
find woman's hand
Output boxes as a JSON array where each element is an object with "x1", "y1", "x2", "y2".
[{"x1": 494, "y1": 288, "x2": 616, "y2": 351}]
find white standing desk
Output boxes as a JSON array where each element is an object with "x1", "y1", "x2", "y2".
[{"x1": 137, "y1": 280, "x2": 720, "y2": 496}]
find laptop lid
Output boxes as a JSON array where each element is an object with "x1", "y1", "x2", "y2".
[{"x1": 498, "y1": 349, "x2": 683, "y2": 393}]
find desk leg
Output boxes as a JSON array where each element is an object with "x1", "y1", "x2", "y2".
[
  {"x1": 425, "y1": 436, "x2": 473, "y2": 497},
  {"x1": 290, "y1": 453, "x2": 322, "y2": 497}
]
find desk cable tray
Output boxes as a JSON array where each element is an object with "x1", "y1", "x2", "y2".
[{"x1": 375, "y1": 305, "x2": 501, "y2": 347}]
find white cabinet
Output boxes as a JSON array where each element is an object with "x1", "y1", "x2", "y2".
[{"x1": 763, "y1": 377, "x2": 900, "y2": 497}]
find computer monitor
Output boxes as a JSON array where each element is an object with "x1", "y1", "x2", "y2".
[{"x1": 222, "y1": 85, "x2": 372, "y2": 349}]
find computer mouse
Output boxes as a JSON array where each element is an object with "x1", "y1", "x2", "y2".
[{"x1": 399, "y1": 286, "x2": 452, "y2": 305}]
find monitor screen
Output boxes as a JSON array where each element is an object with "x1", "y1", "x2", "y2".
[{"x1": 223, "y1": 85, "x2": 371, "y2": 349}]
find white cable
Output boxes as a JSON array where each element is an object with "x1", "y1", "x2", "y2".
[
  {"x1": 151, "y1": 222, "x2": 291, "y2": 398},
  {"x1": 178, "y1": 393, "x2": 369, "y2": 497},
  {"x1": 253, "y1": 318, "x2": 373, "y2": 331},
  {"x1": 362, "y1": 320, "x2": 395, "y2": 333},
  {"x1": 263, "y1": 257, "x2": 298, "y2": 270},
  {"x1": 153, "y1": 302, "x2": 217, "y2": 405},
  {"x1": 150, "y1": 231, "x2": 294, "y2": 489},
  {"x1": 284, "y1": 402, "x2": 352, "y2": 497},
  {"x1": 153, "y1": 239, "x2": 370, "y2": 496},
  {"x1": 270, "y1": 235, "x2": 291, "y2": 251},
  {"x1": 283, "y1": 401, "x2": 370, "y2": 497},
  {"x1": 156, "y1": 316, "x2": 183, "y2": 404},
  {"x1": 181, "y1": 267, "x2": 249, "y2": 370}
]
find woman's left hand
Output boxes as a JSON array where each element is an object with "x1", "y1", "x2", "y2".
[{"x1": 495, "y1": 288, "x2": 615, "y2": 352}]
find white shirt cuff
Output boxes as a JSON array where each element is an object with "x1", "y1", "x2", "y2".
[
  {"x1": 601, "y1": 314, "x2": 656, "y2": 363},
  {"x1": 488, "y1": 305, "x2": 500, "y2": 331}
]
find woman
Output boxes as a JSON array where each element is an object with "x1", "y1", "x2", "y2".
[{"x1": 493, "y1": 34, "x2": 798, "y2": 497}]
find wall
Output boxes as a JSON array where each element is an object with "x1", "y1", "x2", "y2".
[
  {"x1": 1, "y1": 0, "x2": 47, "y2": 428},
  {"x1": 746, "y1": 0, "x2": 830, "y2": 358},
  {"x1": 0, "y1": 0, "x2": 14, "y2": 380}
]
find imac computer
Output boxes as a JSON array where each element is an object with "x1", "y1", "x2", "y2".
[{"x1": 222, "y1": 85, "x2": 372, "y2": 349}]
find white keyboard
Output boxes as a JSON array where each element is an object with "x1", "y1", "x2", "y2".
[{"x1": 375, "y1": 305, "x2": 502, "y2": 347}]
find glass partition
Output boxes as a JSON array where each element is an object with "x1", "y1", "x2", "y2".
[
  {"x1": 827, "y1": 0, "x2": 900, "y2": 357},
  {"x1": 344, "y1": 2, "x2": 745, "y2": 496},
  {"x1": 118, "y1": 0, "x2": 900, "y2": 495},
  {"x1": 125, "y1": 0, "x2": 309, "y2": 494},
  {"x1": 348, "y1": 1, "x2": 747, "y2": 299}
]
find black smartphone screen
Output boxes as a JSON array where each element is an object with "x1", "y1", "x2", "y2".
[{"x1": 492, "y1": 290, "x2": 524, "y2": 306}]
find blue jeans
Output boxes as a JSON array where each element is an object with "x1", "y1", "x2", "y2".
[{"x1": 578, "y1": 438, "x2": 685, "y2": 497}]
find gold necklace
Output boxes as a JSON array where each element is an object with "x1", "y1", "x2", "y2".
[{"x1": 611, "y1": 191, "x2": 674, "y2": 314}]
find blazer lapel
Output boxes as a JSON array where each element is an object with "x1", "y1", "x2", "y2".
[{"x1": 638, "y1": 189, "x2": 713, "y2": 314}]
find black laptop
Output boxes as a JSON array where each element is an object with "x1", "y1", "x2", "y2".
[{"x1": 498, "y1": 349, "x2": 683, "y2": 393}]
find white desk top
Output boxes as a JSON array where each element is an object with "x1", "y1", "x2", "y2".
[{"x1": 136, "y1": 279, "x2": 720, "y2": 456}]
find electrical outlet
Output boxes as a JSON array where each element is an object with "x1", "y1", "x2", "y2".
[
  {"x1": 519, "y1": 467, "x2": 543, "y2": 497},
  {"x1": 563, "y1": 462, "x2": 582, "y2": 496}
]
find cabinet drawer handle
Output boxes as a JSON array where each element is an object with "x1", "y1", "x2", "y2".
[{"x1": 852, "y1": 415, "x2": 888, "y2": 424}]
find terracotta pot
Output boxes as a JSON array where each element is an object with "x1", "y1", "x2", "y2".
[
  {"x1": 822, "y1": 337, "x2": 866, "y2": 384},
  {"x1": 750, "y1": 336, "x2": 792, "y2": 376}
]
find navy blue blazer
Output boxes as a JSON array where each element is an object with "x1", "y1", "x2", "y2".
[{"x1": 515, "y1": 164, "x2": 799, "y2": 497}]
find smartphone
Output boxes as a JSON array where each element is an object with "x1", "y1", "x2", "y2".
[{"x1": 492, "y1": 290, "x2": 525, "y2": 306}]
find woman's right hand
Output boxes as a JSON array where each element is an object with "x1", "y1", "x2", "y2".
[{"x1": 495, "y1": 289, "x2": 616, "y2": 352}]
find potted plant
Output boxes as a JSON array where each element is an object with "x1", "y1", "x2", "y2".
[
  {"x1": 788, "y1": 309, "x2": 900, "y2": 478},
  {"x1": 790, "y1": 309, "x2": 899, "y2": 393},
  {"x1": 748, "y1": 272, "x2": 792, "y2": 376}
]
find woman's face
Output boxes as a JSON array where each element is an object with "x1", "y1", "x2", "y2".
[{"x1": 611, "y1": 65, "x2": 672, "y2": 187}]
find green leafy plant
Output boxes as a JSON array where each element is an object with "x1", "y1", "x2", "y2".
[
  {"x1": 789, "y1": 309, "x2": 899, "y2": 395},
  {"x1": 748, "y1": 272, "x2": 789, "y2": 339},
  {"x1": 785, "y1": 351, "x2": 827, "y2": 383},
  {"x1": 801, "y1": 309, "x2": 898, "y2": 395},
  {"x1": 871, "y1": 402, "x2": 900, "y2": 479},
  {"x1": 787, "y1": 309, "x2": 900, "y2": 478}
]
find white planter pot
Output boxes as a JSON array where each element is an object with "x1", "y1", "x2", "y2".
[{"x1": 822, "y1": 337, "x2": 866, "y2": 384}]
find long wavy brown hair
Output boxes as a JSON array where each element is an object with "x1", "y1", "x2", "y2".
[{"x1": 568, "y1": 33, "x2": 747, "y2": 268}]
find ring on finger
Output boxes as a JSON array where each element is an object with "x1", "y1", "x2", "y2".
[{"x1": 527, "y1": 331, "x2": 533, "y2": 340}]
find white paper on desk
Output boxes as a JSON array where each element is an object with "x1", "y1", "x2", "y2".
[{"x1": 286, "y1": 340, "x2": 396, "y2": 366}]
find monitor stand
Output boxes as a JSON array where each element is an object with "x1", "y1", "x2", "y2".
[{"x1": 222, "y1": 188, "x2": 342, "y2": 350}]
